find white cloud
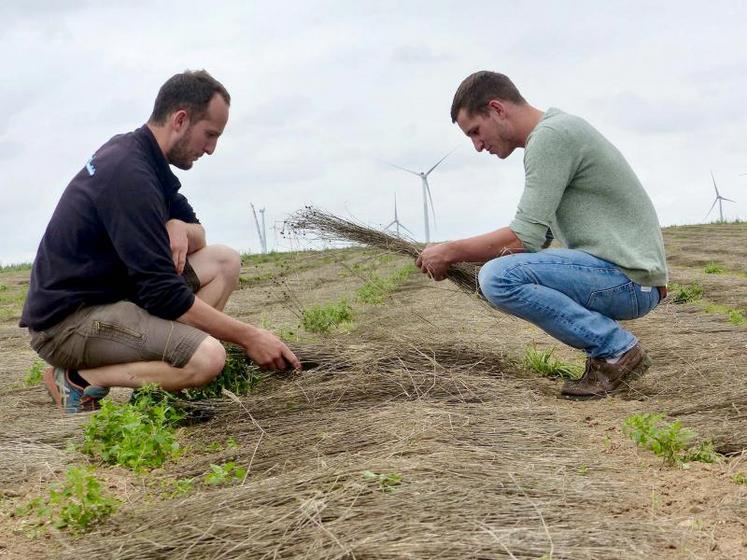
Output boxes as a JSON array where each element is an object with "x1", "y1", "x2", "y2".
[{"x1": 1, "y1": 0, "x2": 746, "y2": 263}]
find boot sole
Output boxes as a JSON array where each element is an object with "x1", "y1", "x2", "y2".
[
  {"x1": 560, "y1": 355, "x2": 653, "y2": 400},
  {"x1": 43, "y1": 367, "x2": 64, "y2": 410}
]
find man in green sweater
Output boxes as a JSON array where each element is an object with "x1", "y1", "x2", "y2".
[{"x1": 416, "y1": 71, "x2": 668, "y2": 398}]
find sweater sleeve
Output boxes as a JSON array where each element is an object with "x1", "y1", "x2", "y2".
[
  {"x1": 510, "y1": 127, "x2": 578, "y2": 252},
  {"x1": 96, "y1": 167, "x2": 195, "y2": 319},
  {"x1": 169, "y1": 192, "x2": 200, "y2": 224}
]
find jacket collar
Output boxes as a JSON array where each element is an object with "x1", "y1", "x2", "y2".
[{"x1": 134, "y1": 125, "x2": 182, "y2": 196}]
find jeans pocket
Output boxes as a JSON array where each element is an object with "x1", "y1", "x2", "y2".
[{"x1": 586, "y1": 282, "x2": 638, "y2": 320}]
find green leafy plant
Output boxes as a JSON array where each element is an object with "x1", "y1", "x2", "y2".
[
  {"x1": 670, "y1": 282, "x2": 704, "y2": 303},
  {"x1": 623, "y1": 413, "x2": 720, "y2": 466},
  {"x1": 159, "y1": 477, "x2": 196, "y2": 498},
  {"x1": 301, "y1": 299, "x2": 353, "y2": 334},
  {"x1": 731, "y1": 472, "x2": 747, "y2": 485},
  {"x1": 522, "y1": 346, "x2": 583, "y2": 380},
  {"x1": 362, "y1": 470, "x2": 402, "y2": 493},
  {"x1": 357, "y1": 264, "x2": 417, "y2": 304},
  {"x1": 15, "y1": 466, "x2": 118, "y2": 534},
  {"x1": 80, "y1": 385, "x2": 183, "y2": 471},
  {"x1": 704, "y1": 263, "x2": 725, "y2": 274},
  {"x1": 204, "y1": 462, "x2": 247, "y2": 485},
  {"x1": 702, "y1": 303, "x2": 745, "y2": 326},
  {"x1": 182, "y1": 346, "x2": 266, "y2": 400},
  {"x1": 24, "y1": 359, "x2": 45, "y2": 386},
  {"x1": 727, "y1": 309, "x2": 745, "y2": 326}
]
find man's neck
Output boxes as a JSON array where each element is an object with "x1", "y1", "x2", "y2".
[
  {"x1": 146, "y1": 123, "x2": 170, "y2": 158},
  {"x1": 514, "y1": 105, "x2": 545, "y2": 148}
]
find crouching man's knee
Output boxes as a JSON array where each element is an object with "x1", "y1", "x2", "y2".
[
  {"x1": 181, "y1": 336, "x2": 226, "y2": 388},
  {"x1": 213, "y1": 244, "x2": 241, "y2": 286},
  {"x1": 478, "y1": 257, "x2": 517, "y2": 309}
]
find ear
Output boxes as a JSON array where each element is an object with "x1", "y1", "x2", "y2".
[
  {"x1": 171, "y1": 109, "x2": 190, "y2": 132},
  {"x1": 486, "y1": 99, "x2": 507, "y2": 118}
]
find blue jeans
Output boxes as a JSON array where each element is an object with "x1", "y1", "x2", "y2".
[{"x1": 477, "y1": 249, "x2": 660, "y2": 358}]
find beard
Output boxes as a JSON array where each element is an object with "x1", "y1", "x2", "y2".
[{"x1": 166, "y1": 128, "x2": 194, "y2": 170}]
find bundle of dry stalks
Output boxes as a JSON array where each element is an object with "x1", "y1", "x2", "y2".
[{"x1": 286, "y1": 207, "x2": 483, "y2": 296}]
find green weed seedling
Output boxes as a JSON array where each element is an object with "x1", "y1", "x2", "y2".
[
  {"x1": 357, "y1": 264, "x2": 417, "y2": 304},
  {"x1": 670, "y1": 282, "x2": 704, "y2": 303},
  {"x1": 362, "y1": 470, "x2": 402, "y2": 493},
  {"x1": 204, "y1": 462, "x2": 247, "y2": 486},
  {"x1": 731, "y1": 472, "x2": 747, "y2": 485},
  {"x1": 301, "y1": 299, "x2": 353, "y2": 334},
  {"x1": 727, "y1": 309, "x2": 745, "y2": 326},
  {"x1": 704, "y1": 263, "x2": 726, "y2": 274},
  {"x1": 159, "y1": 477, "x2": 196, "y2": 498},
  {"x1": 15, "y1": 466, "x2": 118, "y2": 534},
  {"x1": 24, "y1": 359, "x2": 45, "y2": 387},
  {"x1": 623, "y1": 413, "x2": 720, "y2": 466},
  {"x1": 182, "y1": 347, "x2": 265, "y2": 400},
  {"x1": 81, "y1": 385, "x2": 183, "y2": 471},
  {"x1": 522, "y1": 346, "x2": 583, "y2": 380}
]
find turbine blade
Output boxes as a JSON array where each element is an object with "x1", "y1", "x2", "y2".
[
  {"x1": 384, "y1": 161, "x2": 421, "y2": 176},
  {"x1": 711, "y1": 171, "x2": 721, "y2": 197},
  {"x1": 384, "y1": 220, "x2": 396, "y2": 230},
  {"x1": 399, "y1": 223, "x2": 416, "y2": 236},
  {"x1": 703, "y1": 198, "x2": 718, "y2": 221},
  {"x1": 721, "y1": 197, "x2": 736, "y2": 203},
  {"x1": 425, "y1": 147, "x2": 457, "y2": 176}
]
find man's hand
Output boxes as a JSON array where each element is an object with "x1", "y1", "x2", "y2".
[
  {"x1": 415, "y1": 242, "x2": 454, "y2": 281},
  {"x1": 166, "y1": 219, "x2": 189, "y2": 274},
  {"x1": 243, "y1": 327, "x2": 302, "y2": 371}
]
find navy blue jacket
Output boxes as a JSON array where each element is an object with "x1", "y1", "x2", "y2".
[{"x1": 21, "y1": 125, "x2": 198, "y2": 331}]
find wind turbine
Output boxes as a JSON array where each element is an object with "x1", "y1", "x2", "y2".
[
  {"x1": 704, "y1": 171, "x2": 736, "y2": 223},
  {"x1": 384, "y1": 194, "x2": 414, "y2": 238},
  {"x1": 387, "y1": 149, "x2": 455, "y2": 243},
  {"x1": 250, "y1": 203, "x2": 267, "y2": 254}
]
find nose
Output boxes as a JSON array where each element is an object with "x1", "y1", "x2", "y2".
[
  {"x1": 204, "y1": 140, "x2": 217, "y2": 155},
  {"x1": 472, "y1": 138, "x2": 484, "y2": 152}
]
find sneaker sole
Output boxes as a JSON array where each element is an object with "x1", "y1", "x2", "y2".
[{"x1": 42, "y1": 367, "x2": 64, "y2": 410}]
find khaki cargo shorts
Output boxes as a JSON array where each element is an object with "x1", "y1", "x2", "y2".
[{"x1": 29, "y1": 261, "x2": 207, "y2": 370}]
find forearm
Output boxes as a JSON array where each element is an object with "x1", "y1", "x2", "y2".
[
  {"x1": 443, "y1": 227, "x2": 524, "y2": 264},
  {"x1": 178, "y1": 297, "x2": 256, "y2": 347}
]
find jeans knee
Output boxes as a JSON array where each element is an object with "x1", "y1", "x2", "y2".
[{"x1": 478, "y1": 258, "x2": 515, "y2": 305}]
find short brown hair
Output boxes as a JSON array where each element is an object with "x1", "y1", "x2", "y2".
[
  {"x1": 450, "y1": 71, "x2": 526, "y2": 122},
  {"x1": 148, "y1": 70, "x2": 230, "y2": 125}
]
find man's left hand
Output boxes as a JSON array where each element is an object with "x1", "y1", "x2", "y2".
[
  {"x1": 166, "y1": 219, "x2": 189, "y2": 274},
  {"x1": 415, "y1": 242, "x2": 453, "y2": 281}
]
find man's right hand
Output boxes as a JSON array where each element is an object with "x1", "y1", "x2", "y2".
[{"x1": 243, "y1": 327, "x2": 302, "y2": 371}]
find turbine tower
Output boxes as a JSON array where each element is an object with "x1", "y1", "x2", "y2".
[
  {"x1": 704, "y1": 171, "x2": 736, "y2": 223},
  {"x1": 384, "y1": 194, "x2": 414, "y2": 237},
  {"x1": 387, "y1": 149, "x2": 455, "y2": 242},
  {"x1": 250, "y1": 203, "x2": 267, "y2": 254}
]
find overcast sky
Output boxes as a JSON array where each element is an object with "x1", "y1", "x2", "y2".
[{"x1": 1, "y1": 0, "x2": 746, "y2": 263}]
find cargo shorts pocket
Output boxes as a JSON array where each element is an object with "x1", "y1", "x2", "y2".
[
  {"x1": 90, "y1": 319, "x2": 146, "y2": 348},
  {"x1": 585, "y1": 281, "x2": 638, "y2": 321}
]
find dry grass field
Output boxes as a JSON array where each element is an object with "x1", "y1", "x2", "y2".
[{"x1": 1, "y1": 223, "x2": 745, "y2": 559}]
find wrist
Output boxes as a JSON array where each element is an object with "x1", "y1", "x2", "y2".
[
  {"x1": 442, "y1": 241, "x2": 460, "y2": 264},
  {"x1": 237, "y1": 323, "x2": 260, "y2": 348}
]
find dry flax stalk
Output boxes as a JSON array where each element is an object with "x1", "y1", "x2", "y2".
[{"x1": 285, "y1": 207, "x2": 483, "y2": 297}]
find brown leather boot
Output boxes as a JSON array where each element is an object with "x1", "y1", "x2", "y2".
[{"x1": 561, "y1": 343, "x2": 652, "y2": 399}]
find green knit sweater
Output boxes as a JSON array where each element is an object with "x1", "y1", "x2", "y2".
[{"x1": 509, "y1": 108, "x2": 668, "y2": 287}]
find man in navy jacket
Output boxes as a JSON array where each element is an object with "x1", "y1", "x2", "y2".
[{"x1": 22, "y1": 70, "x2": 300, "y2": 412}]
